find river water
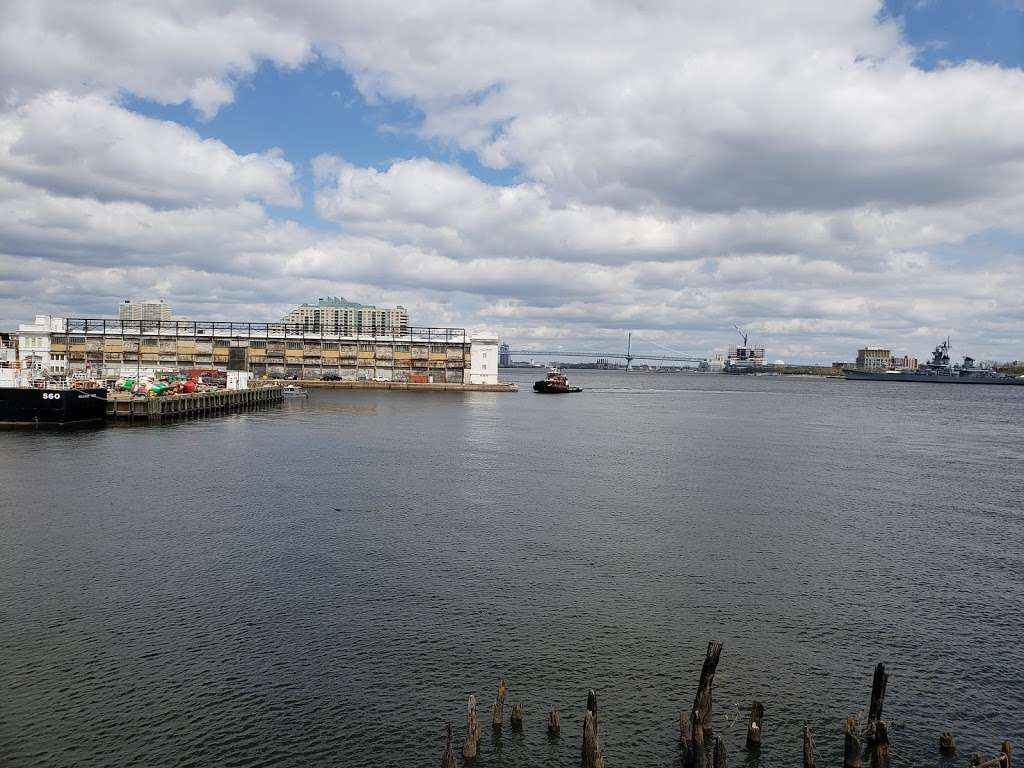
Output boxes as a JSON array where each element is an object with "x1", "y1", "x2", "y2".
[{"x1": 2, "y1": 371, "x2": 1022, "y2": 767}]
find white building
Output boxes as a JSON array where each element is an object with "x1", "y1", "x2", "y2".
[
  {"x1": 15, "y1": 315, "x2": 66, "y2": 375},
  {"x1": 467, "y1": 332, "x2": 499, "y2": 385},
  {"x1": 119, "y1": 299, "x2": 171, "y2": 322},
  {"x1": 279, "y1": 297, "x2": 408, "y2": 336}
]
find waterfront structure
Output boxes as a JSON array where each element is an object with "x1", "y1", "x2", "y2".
[
  {"x1": 890, "y1": 355, "x2": 918, "y2": 370},
  {"x1": 468, "y1": 333, "x2": 499, "y2": 384},
  {"x1": 278, "y1": 297, "x2": 408, "y2": 336},
  {"x1": 119, "y1": 299, "x2": 171, "y2": 322},
  {"x1": 855, "y1": 346, "x2": 891, "y2": 370},
  {"x1": 11, "y1": 314, "x2": 497, "y2": 384},
  {"x1": 499, "y1": 342, "x2": 511, "y2": 368}
]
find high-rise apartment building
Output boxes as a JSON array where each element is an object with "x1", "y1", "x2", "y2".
[
  {"x1": 279, "y1": 297, "x2": 408, "y2": 335},
  {"x1": 119, "y1": 299, "x2": 171, "y2": 322}
]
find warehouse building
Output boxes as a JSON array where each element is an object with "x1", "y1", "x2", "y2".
[{"x1": 12, "y1": 315, "x2": 498, "y2": 385}]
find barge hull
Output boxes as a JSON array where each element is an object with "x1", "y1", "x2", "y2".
[{"x1": 0, "y1": 387, "x2": 107, "y2": 427}]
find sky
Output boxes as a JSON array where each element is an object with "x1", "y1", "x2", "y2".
[{"x1": 1, "y1": 1, "x2": 1023, "y2": 363}]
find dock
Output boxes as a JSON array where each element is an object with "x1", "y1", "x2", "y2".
[
  {"x1": 106, "y1": 385, "x2": 283, "y2": 422},
  {"x1": 284, "y1": 380, "x2": 518, "y2": 392}
]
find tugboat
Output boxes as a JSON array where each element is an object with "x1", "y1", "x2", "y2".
[
  {"x1": 533, "y1": 367, "x2": 582, "y2": 393},
  {"x1": 843, "y1": 339, "x2": 1024, "y2": 385}
]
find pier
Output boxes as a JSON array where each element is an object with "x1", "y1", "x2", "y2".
[
  {"x1": 289, "y1": 379, "x2": 517, "y2": 392},
  {"x1": 106, "y1": 385, "x2": 282, "y2": 422}
]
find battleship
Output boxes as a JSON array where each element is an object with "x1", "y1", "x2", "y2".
[{"x1": 843, "y1": 339, "x2": 1024, "y2": 385}]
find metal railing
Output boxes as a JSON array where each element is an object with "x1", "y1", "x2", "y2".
[{"x1": 61, "y1": 319, "x2": 468, "y2": 345}]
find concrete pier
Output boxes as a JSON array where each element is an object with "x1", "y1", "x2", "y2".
[
  {"x1": 283, "y1": 380, "x2": 518, "y2": 392},
  {"x1": 106, "y1": 386, "x2": 282, "y2": 422}
]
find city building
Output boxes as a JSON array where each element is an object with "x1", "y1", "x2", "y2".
[
  {"x1": 9, "y1": 314, "x2": 497, "y2": 384},
  {"x1": 498, "y1": 342, "x2": 511, "y2": 368},
  {"x1": 855, "y1": 347, "x2": 891, "y2": 370},
  {"x1": 278, "y1": 297, "x2": 408, "y2": 336},
  {"x1": 119, "y1": 299, "x2": 171, "y2": 322},
  {"x1": 890, "y1": 355, "x2": 918, "y2": 370}
]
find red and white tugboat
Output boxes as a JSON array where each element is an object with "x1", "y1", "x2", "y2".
[{"x1": 533, "y1": 367, "x2": 582, "y2": 393}]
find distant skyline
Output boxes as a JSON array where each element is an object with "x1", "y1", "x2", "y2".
[{"x1": 2, "y1": 1, "x2": 1023, "y2": 362}]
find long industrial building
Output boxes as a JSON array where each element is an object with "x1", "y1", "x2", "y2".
[{"x1": 12, "y1": 315, "x2": 499, "y2": 385}]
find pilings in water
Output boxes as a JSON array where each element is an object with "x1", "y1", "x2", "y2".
[
  {"x1": 844, "y1": 717, "x2": 863, "y2": 768},
  {"x1": 548, "y1": 707, "x2": 561, "y2": 738},
  {"x1": 511, "y1": 702, "x2": 524, "y2": 731},
  {"x1": 939, "y1": 731, "x2": 957, "y2": 757},
  {"x1": 870, "y1": 721, "x2": 891, "y2": 768},
  {"x1": 437, "y1": 655, "x2": 1013, "y2": 766},
  {"x1": 462, "y1": 693, "x2": 481, "y2": 760},
  {"x1": 492, "y1": 678, "x2": 508, "y2": 729},
  {"x1": 441, "y1": 722, "x2": 456, "y2": 768},
  {"x1": 865, "y1": 662, "x2": 889, "y2": 743},
  {"x1": 746, "y1": 700, "x2": 764, "y2": 751},
  {"x1": 970, "y1": 742, "x2": 1013, "y2": 768},
  {"x1": 581, "y1": 689, "x2": 604, "y2": 768},
  {"x1": 713, "y1": 735, "x2": 727, "y2": 768},
  {"x1": 803, "y1": 722, "x2": 817, "y2": 768},
  {"x1": 681, "y1": 640, "x2": 723, "y2": 768}
]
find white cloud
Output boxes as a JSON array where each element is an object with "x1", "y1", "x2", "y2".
[{"x1": 0, "y1": 92, "x2": 298, "y2": 208}]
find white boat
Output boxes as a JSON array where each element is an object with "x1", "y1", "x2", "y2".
[{"x1": 282, "y1": 384, "x2": 309, "y2": 398}]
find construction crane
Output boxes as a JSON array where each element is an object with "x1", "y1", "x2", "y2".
[{"x1": 733, "y1": 324, "x2": 749, "y2": 348}]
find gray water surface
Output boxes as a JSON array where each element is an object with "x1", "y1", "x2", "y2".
[{"x1": 2, "y1": 371, "x2": 1022, "y2": 767}]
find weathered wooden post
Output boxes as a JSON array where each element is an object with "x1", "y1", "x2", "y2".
[
  {"x1": 865, "y1": 663, "x2": 888, "y2": 743},
  {"x1": 462, "y1": 693, "x2": 481, "y2": 760},
  {"x1": 548, "y1": 707, "x2": 561, "y2": 738},
  {"x1": 693, "y1": 641, "x2": 724, "y2": 737},
  {"x1": 1001, "y1": 741, "x2": 1012, "y2": 768},
  {"x1": 691, "y1": 708, "x2": 707, "y2": 768},
  {"x1": 746, "y1": 701, "x2": 764, "y2": 750},
  {"x1": 441, "y1": 722, "x2": 456, "y2": 768},
  {"x1": 713, "y1": 735, "x2": 727, "y2": 768},
  {"x1": 581, "y1": 689, "x2": 604, "y2": 768},
  {"x1": 511, "y1": 702, "x2": 524, "y2": 731},
  {"x1": 870, "y1": 721, "x2": 890, "y2": 768},
  {"x1": 939, "y1": 731, "x2": 957, "y2": 757},
  {"x1": 844, "y1": 717, "x2": 862, "y2": 768},
  {"x1": 492, "y1": 678, "x2": 508, "y2": 728},
  {"x1": 679, "y1": 711, "x2": 694, "y2": 765},
  {"x1": 803, "y1": 722, "x2": 816, "y2": 768}
]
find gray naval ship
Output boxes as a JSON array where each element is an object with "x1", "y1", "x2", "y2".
[{"x1": 843, "y1": 339, "x2": 1024, "y2": 385}]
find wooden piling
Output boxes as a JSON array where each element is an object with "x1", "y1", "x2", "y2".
[
  {"x1": 713, "y1": 735, "x2": 727, "y2": 768},
  {"x1": 462, "y1": 693, "x2": 481, "y2": 760},
  {"x1": 691, "y1": 708, "x2": 707, "y2": 768},
  {"x1": 511, "y1": 702, "x2": 524, "y2": 731},
  {"x1": 692, "y1": 641, "x2": 724, "y2": 738},
  {"x1": 492, "y1": 678, "x2": 508, "y2": 728},
  {"x1": 865, "y1": 663, "x2": 889, "y2": 743},
  {"x1": 746, "y1": 700, "x2": 764, "y2": 750},
  {"x1": 870, "y1": 720, "x2": 890, "y2": 768},
  {"x1": 803, "y1": 722, "x2": 816, "y2": 768},
  {"x1": 679, "y1": 710, "x2": 694, "y2": 765},
  {"x1": 548, "y1": 707, "x2": 561, "y2": 738},
  {"x1": 939, "y1": 731, "x2": 957, "y2": 757},
  {"x1": 844, "y1": 717, "x2": 862, "y2": 768},
  {"x1": 1002, "y1": 741, "x2": 1012, "y2": 768},
  {"x1": 581, "y1": 689, "x2": 604, "y2": 768},
  {"x1": 441, "y1": 722, "x2": 456, "y2": 768}
]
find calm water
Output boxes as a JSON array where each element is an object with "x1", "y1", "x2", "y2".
[{"x1": 2, "y1": 371, "x2": 1022, "y2": 767}]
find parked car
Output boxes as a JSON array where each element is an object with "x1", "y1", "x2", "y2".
[{"x1": 322, "y1": 374, "x2": 341, "y2": 381}]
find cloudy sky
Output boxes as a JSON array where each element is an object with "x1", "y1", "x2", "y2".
[{"x1": 1, "y1": 0, "x2": 1023, "y2": 362}]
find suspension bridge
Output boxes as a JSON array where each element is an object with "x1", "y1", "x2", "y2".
[{"x1": 506, "y1": 333, "x2": 708, "y2": 368}]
